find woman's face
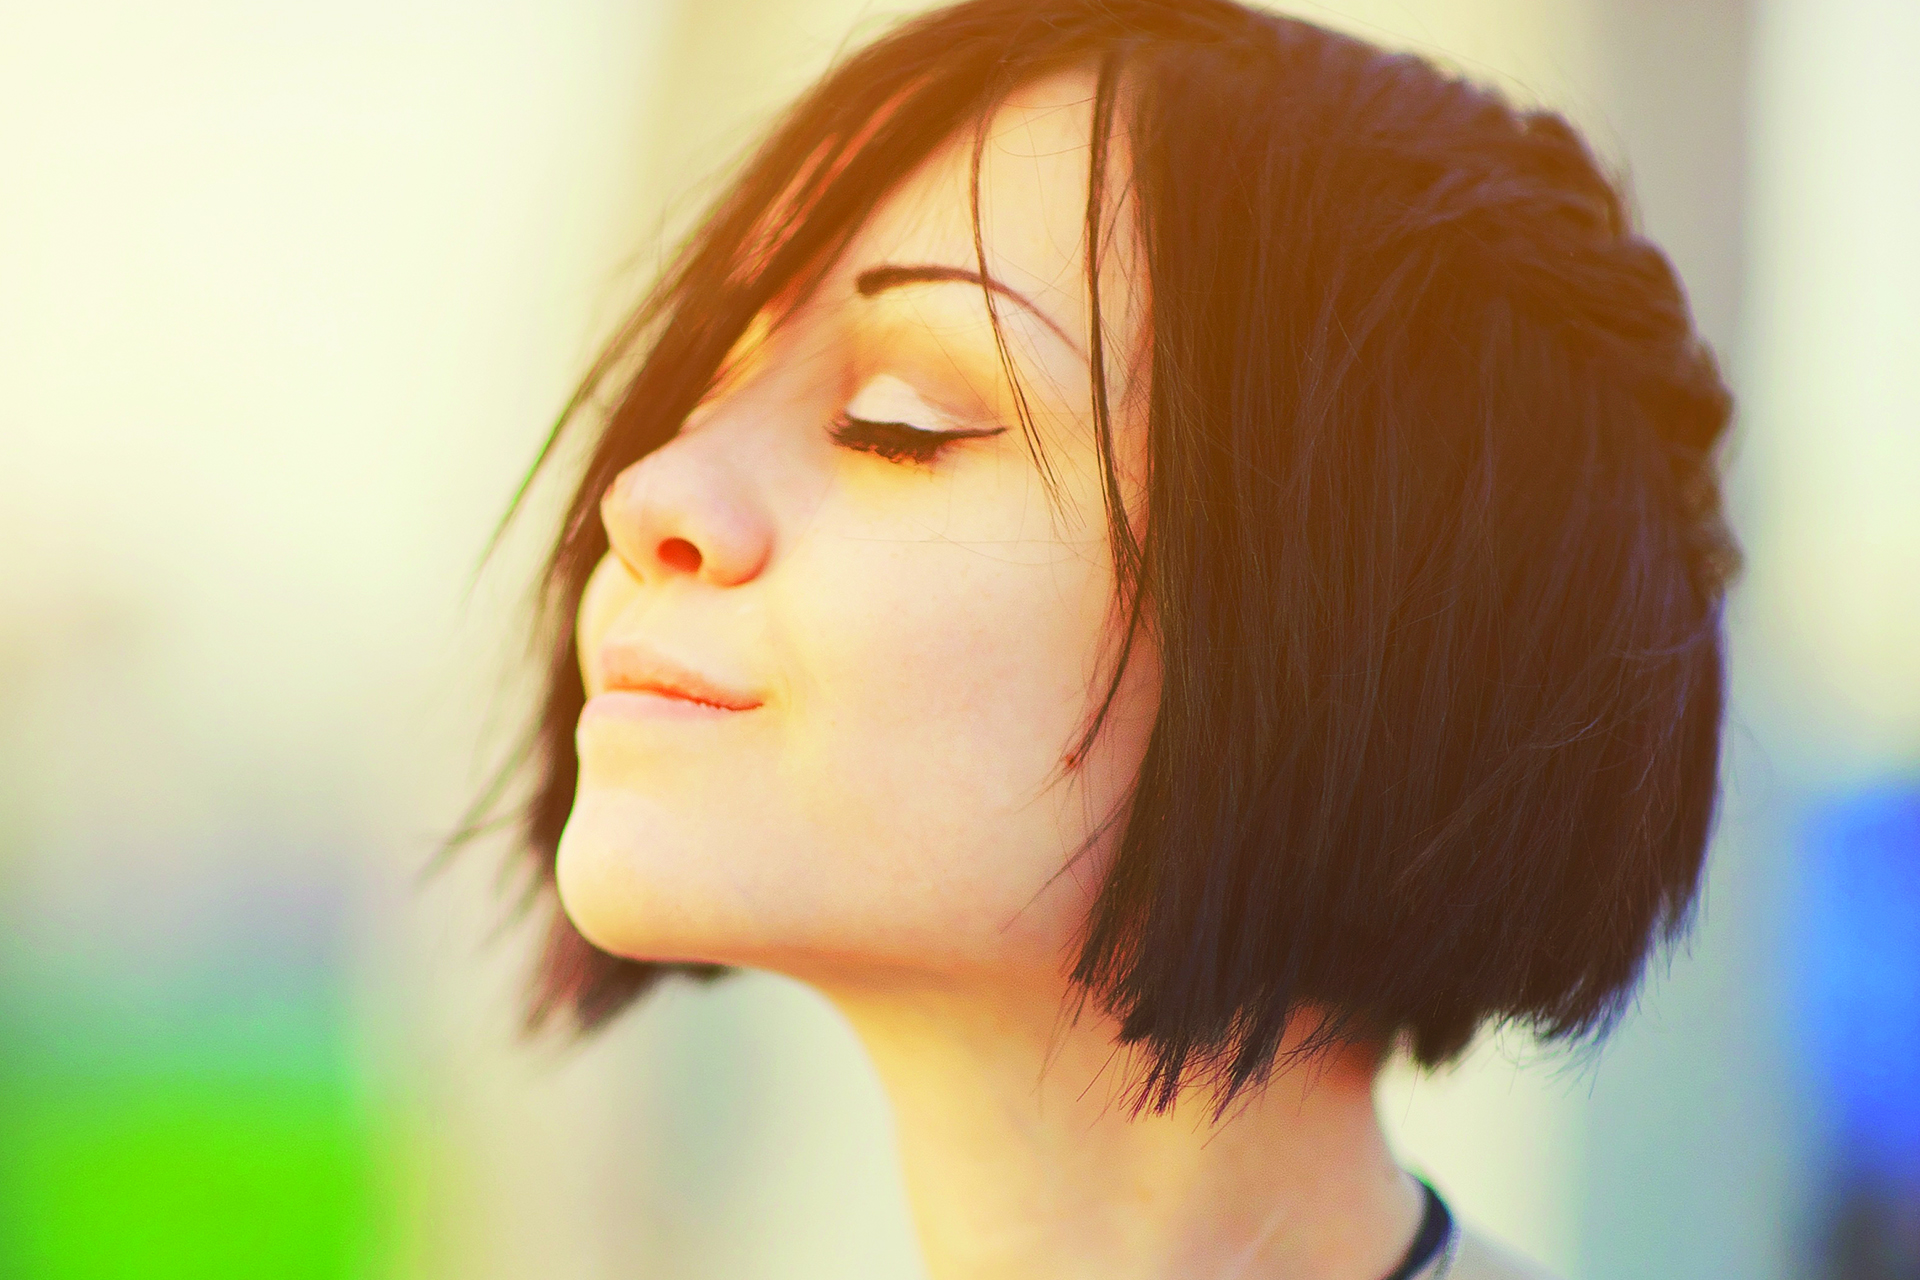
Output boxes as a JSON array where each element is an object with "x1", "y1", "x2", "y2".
[{"x1": 559, "y1": 68, "x2": 1156, "y2": 991}]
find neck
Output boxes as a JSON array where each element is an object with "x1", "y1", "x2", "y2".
[{"x1": 820, "y1": 974, "x2": 1422, "y2": 1280}]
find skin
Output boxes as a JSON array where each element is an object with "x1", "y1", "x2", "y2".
[{"x1": 559, "y1": 68, "x2": 1424, "y2": 1280}]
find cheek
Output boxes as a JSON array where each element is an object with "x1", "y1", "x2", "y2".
[{"x1": 765, "y1": 494, "x2": 1154, "y2": 968}]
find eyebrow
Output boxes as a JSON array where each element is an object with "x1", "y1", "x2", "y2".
[{"x1": 854, "y1": 263, "x2": 1086, "y2": 359}]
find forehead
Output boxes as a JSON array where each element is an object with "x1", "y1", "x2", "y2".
[{"x1": 838, "y1": 65, "x2": 1139, "y2": 363}]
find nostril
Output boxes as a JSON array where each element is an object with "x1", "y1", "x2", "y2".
[{"x1": 657, "y1": 537, "x2": 702, "y2": 574}]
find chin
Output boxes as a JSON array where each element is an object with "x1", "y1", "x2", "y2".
[
  {"x1": 555, "y1": 786, "x2": 724, "y2": 962},
  {"x1": 553, "y1": 783, "x2": 828, "y2": 971},
  {"x1": 552, "y1": 781, "x2": 1097, "y2": 987}
]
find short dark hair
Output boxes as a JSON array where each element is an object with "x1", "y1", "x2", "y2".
[{"x1": 469, "y1": 0, "x2": 1738, "y2": 1112}]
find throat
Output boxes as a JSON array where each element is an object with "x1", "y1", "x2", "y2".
[{"x1": 821, "y1": 979, "x2": 1425, "y2": 1280}]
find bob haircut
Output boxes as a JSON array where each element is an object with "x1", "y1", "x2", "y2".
[{"x1": 474, "y1": 0, "x2": 1737, "y2": 1111}]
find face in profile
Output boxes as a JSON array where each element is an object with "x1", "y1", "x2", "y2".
[{"x1": 557, "y1": 69, "x2": 1156, "y2": 995}]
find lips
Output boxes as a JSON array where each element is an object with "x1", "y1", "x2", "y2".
[{"x1": 595, "y1": 642, "x2": 762, "y2": 711}]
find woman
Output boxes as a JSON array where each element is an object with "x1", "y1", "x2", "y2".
[{"x1": 474, "y1": 1, "x2": 1737, "y2": 1275}]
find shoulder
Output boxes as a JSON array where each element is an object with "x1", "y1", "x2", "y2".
[{"x1": 1436, "y1": 1226, "x2": 1563, "y2": 1280}]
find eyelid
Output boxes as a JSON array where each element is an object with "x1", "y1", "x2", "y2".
[
  {"x1": 838, "y1": 414, "x2": 1004, "y2": 442},
  {"x1": 842, "y1": 372, "x2": 981, "y2": 433}
]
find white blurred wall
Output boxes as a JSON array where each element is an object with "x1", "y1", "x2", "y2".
[{"x1": 1742, "y1": 0, "x2": 1920, "y2": 767}]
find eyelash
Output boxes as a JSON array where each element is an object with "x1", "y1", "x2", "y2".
[{"x1": 828, "y1": 413, "x2": 1005, "y2": 466}]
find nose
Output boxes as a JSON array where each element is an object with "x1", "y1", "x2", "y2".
[{"x1": 599, "y1": 438, "x2": 773, "y2": 588}]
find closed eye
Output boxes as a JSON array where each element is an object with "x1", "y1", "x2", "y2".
[{"x1": 829, "y1": 413, "x2": 1006, "y2": 466}]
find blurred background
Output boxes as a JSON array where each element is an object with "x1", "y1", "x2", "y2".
[{"x1": 1, "y1": 0, "x2": 1915, "y2": 1275}]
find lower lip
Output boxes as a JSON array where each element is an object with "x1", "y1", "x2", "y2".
[{"x1": 581, "y1": 690, "x2": 760, "y2": 723}]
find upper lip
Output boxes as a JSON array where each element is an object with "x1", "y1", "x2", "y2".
[{"x1": 597, "y1": 642, "x2": 763, "y2": 711}]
